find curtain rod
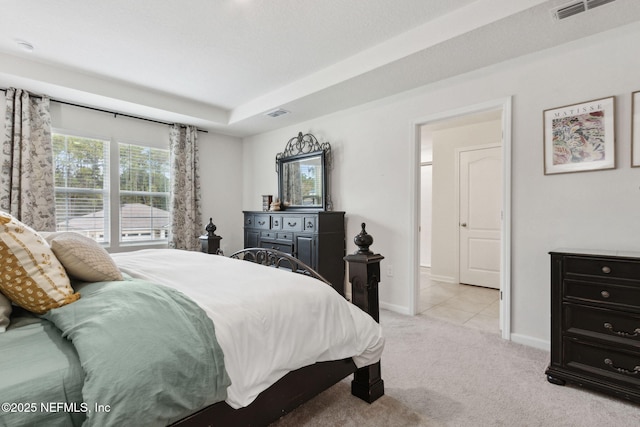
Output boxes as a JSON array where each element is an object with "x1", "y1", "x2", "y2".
[{"x1": 0, "y1": 87, "x2": 208, "y2": 133}]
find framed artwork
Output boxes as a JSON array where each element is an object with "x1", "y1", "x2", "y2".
[
  {"x1": 632, "y1": 91, "x2": 640, "y2": 167},
  {"x1": 543, "y1": 96, "x2": 615, "y2": 175}
]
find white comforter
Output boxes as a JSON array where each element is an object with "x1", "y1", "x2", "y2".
[{"x1": 110, "y1": 249, "x2": 384, "y2": 409}]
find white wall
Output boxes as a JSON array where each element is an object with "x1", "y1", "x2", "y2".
[
  {"x1": 430, "y1": 119, "x2": 502, "y2": 282},
  {"x1": 50, "y1": 103, "x2": 169, "y2": 149},
  {"x1": 198, "y1": 132, "x2": 244, "y2": 255},
  {"x1": 241, "y1": 22, "x2": 640, "y2": 346}
]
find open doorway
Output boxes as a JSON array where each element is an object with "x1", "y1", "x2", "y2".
[{"x1": 411, "y1": 98, "x2": 512, "y2": 340}]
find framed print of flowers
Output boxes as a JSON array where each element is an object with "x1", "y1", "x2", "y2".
[{"x1": 543, "y1": 96, "x2": 615, "y2": 175}]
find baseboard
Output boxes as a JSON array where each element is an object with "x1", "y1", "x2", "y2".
[
  {"x1": 428, "y1": 274, "x2": 456, "y2": 283},
  {"x1": 510, "y1": 333, "x2": 550, "y2": 352},
  {"x1": 347, "y1": 294, "x2": 412, "y2": 316},
  {"x1": 380, "y1": 301, "x2": 411, "y2": 315}
]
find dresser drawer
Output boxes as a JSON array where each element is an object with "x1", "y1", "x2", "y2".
[
  {"x1": 276, "y1": 232, "x2": 294, "y2": 242},
  {"x1": 261, "y1": 231, "x2": 277, "y2": 240},
  {"x1": 564, "y1": 304, "x2": 640, "y2": 347},
  {"x1": 564, "y1": 339, "x2": 640, "y2": 387},
  {"x1": 282, "y1": 216, "x2": 303, "y2": 232},
  {"x1": 253, "y1": 215, "x2": 270, "y2": 230},
  {"x1": 303, "y1": 217, "x2": 317, "y2": 232},
  {"x1": 270, "y1": 216, "x2": 282, "y2": 230},
  {"x1": 564, "y1": 256, "x2": 640, "y2": 282},
  {"x1": 564, "y1": 279, "x2": 640, "y2": 311}
]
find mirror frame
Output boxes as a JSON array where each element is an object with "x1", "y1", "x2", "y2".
[{"x1": 276, "y1": 132, "x2": 331, "y2": 211}]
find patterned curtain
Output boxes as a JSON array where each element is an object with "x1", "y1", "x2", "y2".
[
  {"x1": 1, "y1": 88, "x2": 56, "y2": 231},
  {"x1": 169, "y1": 124, "x2": 201, "y2": 250}
]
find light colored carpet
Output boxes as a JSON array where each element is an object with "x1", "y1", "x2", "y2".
[{"x1": 273, "y1": 310, "x2": 639, "y2": 426}]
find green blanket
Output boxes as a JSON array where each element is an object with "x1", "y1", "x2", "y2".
[
  {"x1": 42, "y1": 278, "x2": 231, "y2": 427},
  {"x1": 0, "y1": 312, "x2": 85, "y2": 427}
]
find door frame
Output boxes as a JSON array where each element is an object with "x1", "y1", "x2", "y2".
[
  {"x1": 455, "y1": 143, "x2": 502, "y2": 288},
  {"x1": 409, "y1": 96, "x2": 512, "y2": 340}
]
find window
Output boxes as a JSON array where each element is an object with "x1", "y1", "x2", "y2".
[
  {"x1": 119, "y1": 143, "x2": 170, "y2": 242},
  {"x1": 53, "y1": 132, "x2": 170, "y2": 248},
  {"x1": 53, "y1": 134, "x2": 110, "y2": 242}
]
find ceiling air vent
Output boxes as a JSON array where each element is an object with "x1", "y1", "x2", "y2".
[
  {"x1": 265, "y1": 108, "x2": 290, "y2": 118},
  {"x1": 554, "y1": 1, "x2": 586, "y2": 20},
  {"x1": 586, "y1": 0, "x2": 616, "y2": 9},
  {"x1": 552, "y1": 0, "x2": 616, "y2": 20}
]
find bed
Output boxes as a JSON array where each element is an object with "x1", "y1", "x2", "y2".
[{"x1": 0, "y1": 214, "x2": 385, "y2": 427}]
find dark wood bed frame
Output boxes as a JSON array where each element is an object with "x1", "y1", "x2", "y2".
[{"x1": 170, "y1": 246, "x2": 384, "y2": 427}]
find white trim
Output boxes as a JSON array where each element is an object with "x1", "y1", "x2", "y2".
[
  {"x1": 428, "y1": 274, "x2": 456, "y2": 283},
  {"x1": 500, "y1": 99, "x2": 513, "y2": 340},
  {"x1": 409, "y1": 122, "x2": 422, "y2": 315},
  {"x1": 380, "y1": 302, "x2": 412, "y2": 316},
  {"x1": 409, "y1": 96, "x2": 513, "y2": 342},
  {"x1": 511, "y1": 333, "x2": 550, "y2": 352}
]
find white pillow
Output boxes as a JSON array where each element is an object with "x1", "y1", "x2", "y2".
[
  {"x1": 0, "y1": 292, "x2": 11, "y2": 332},
  {"x1": 44, "y1": 232, "x2": 124, "y2": 282},
  {"x1": 0, "y1": 212, "x2": 79, "y2": 314}
]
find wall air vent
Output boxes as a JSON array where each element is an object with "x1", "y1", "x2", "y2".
[
  {"x1": 265, "y1": 108, "x2": 290, "y2": 118},
  {"x1": 552, "y1": 0, "x2": 615, "y2": 20}
]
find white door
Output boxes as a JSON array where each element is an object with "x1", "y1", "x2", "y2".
[{"x1": 459, "y1": 146, "x2": 501, "y2": 289}]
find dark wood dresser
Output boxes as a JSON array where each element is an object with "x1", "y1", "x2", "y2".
[
  {"x1": 243, "y1": 211, "x2": 345, "y2": 295},
  {"x1": 546, "y1": 250, "x2": 640, "y2": 403}
]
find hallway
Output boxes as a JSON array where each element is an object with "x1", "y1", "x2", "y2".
[{"x1": 418, "y1": 267, "x2": 500, "y2": 334}]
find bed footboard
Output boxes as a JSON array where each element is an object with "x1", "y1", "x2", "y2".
[
  {"x1": 179, "y1": 236, "x2": 384, "y2": 427},
  {"x1": 344, "y1": 223, "x2": 385, "y2": 403},
  {"x1": 229, "y1": 247, "x2": 332, "y2": 286}
]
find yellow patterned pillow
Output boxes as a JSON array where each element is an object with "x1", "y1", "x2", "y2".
[{"x1": 0, "y1": 212, "x2": 79, "y2": 314}]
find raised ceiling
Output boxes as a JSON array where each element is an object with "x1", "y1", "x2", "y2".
[{"x1": 0, "y1": 0, "x2": 639, "y2": 137}]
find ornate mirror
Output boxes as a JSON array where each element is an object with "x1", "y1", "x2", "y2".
[{"x1": 276, "y1": 132, "x2": 331, "y2": 211}]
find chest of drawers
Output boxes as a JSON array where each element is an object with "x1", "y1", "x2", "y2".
[
  {"x1": 546, "y1": 250, "x2": 640, "y2": 403},
  {"x1": 243, "y1": 211, "x2": 345, "y2": 295}
]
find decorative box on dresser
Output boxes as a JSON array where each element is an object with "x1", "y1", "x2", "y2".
[
  {"x1": 243, "y1": 211, "x2": 346, "y2": 295},
  {"x1": 546, "y1": 249, "x2": 640, "y2": 403}
]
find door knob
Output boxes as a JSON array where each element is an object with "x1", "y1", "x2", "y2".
[{"x1": 461, "y1": 223, "x2": 467, "y2": 227}]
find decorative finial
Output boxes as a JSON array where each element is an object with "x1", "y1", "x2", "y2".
[
  {"x1": 205, "y1": 218, "x2": 217, "y2": 237},
  {"x1": 354, "y1": 222, "x2": 374, "y2": 254}
]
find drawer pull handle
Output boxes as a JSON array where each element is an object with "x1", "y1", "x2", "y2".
[
  {"x1": 258, "y1": 220, "x2": 266, "y2": 225},
  {"x1": 604, "y1": 358, "x2": 640, "y2": 376},
  {"x1": 306, "y1": 221, "x2": 314, "y2": 228},
  {"x1": 603, "y1": 322, "x2": 640, "y2": 337},
  {"x1": 288, "y1": 221, "x2": 297, "y2": 227},
  {"x1": 600, "y1": 290, "x2": 610, "y2": 298},
  {"x1": 274, "y1": 220, "x2": 279, "y2": 226},
  {"x1": 601, "y1": 266, "x2": 611, "y2": 274}
]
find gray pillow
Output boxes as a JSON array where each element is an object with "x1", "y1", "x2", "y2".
[{"x1": 45, "y1": 232, "x2": 124, "y2": 282}]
